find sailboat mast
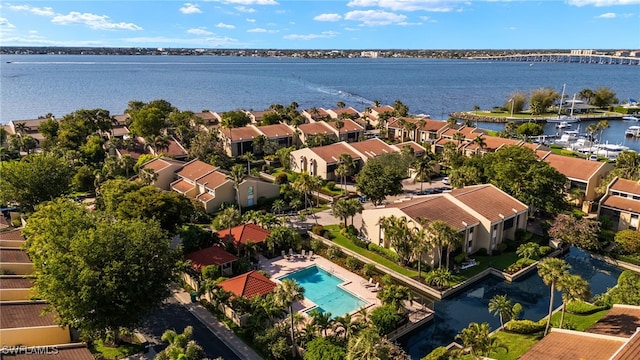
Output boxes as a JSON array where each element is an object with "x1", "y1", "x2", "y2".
[
  {"x1": 558, "y1": 84, "x2": 566, "y2": 117},
  {"x1": 570, "y1": 93, "x2": 577, "y2": 117}
]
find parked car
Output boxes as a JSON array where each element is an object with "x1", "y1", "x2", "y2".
[{"x1": 442, "y1": 176, "x2": 450, "y2": 185}]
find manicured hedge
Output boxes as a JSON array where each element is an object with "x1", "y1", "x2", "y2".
[
  {"x1": 505, "y1": 319, "x2": 546, "y2": 334},
  {"x1": 368, "y1": 243, "x2": 400, "y2": 263},
  {"x1": 566, "y1": 301, "x2": 609, "y2": 315}
]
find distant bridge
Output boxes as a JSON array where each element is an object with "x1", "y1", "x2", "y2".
[{"x1": 468, "y1": 53, "x2": 640, "y2": 66}]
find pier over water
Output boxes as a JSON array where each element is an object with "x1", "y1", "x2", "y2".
[{"x1": 469, "y1": 52, "x2": 640, "y2": 66}]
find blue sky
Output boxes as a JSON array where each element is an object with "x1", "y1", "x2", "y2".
[{"x1": 1, "y1": 1, "x2": 639, "y2": 49}]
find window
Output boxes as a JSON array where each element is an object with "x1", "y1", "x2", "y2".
[
  {"x1": 631, "y1": 214, "x2": 639, "y2": 231},
  {"x1": 503, "y1": 217, "x2": 515, "y2": 230}
]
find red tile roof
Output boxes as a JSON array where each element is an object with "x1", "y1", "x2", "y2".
[
  {"x1": 393, "y1": 141, "x2": 427, "y2": 155},
  {"x1": 217, "y1": 270, "x2": 276, "y2": 298},
  {"x1": 197, "y1": 170, "x2": 229, "y2": 190},
  {"x1": 196, "y1": 192, "x2": 215, "y2": 202},
  {"x1": 387, "y1": 117, "x2": 448, "y2": 132},
  {"x1": 0, "y1": 276, "x2": 33, "y2": 289},
  {"x1": 185, "y1": 245, "x2": 238, "y2": 270},
  {"x1": 221, "y1": 126, "x2": 262, "y2": 141},
  {"x1": 298, "y1": 122, "x2": 335, "y2": 136},
  {"x1": 464, "y1": 136, "x2": 521, "y2": 152},
  {"x1": 450, "y1": 184, "x2": 528, "y2": 223},
  {"x1": 176, "y1": 159, "x2": 217, "y2": 181},
  {"x1": 161, "y1": 137, "x2": 188, "y2": 158},
  {"x1": 141, "y1": 157, "x2": 185, "y2": 172},
  {"x1": 217, "y1": 224, "x2": 270, "y2": 245},
  {"x1": 0, "y1": 229, "x2": 25, "y2": 241},
  {"x1": 194, "y1": 111, "x2": 218, "y2": 124},
  {"x1": 349, "y1": 138, "x2": 398, "y2": 159},
  {"x1": 3, "y1": 345, "x2": 94, "y2": 360},
  {"x1": 171, "y1": 179, "x2": 195, "y2": 193},
  {"x1": 1, "y1": 302, "x2": 59, "y2": 328},
  {"x1": 0, "y1": 248, "x2": 31, "y2": 263},
  {"x1": 441, "y1": 126, "x2": 482, "y2": 139},
  {"x1": 310, "y1": 142, "x2": 362, "y2": 164},
  {"x1": 519, "y1": 329, "x2": 625, "y2": 360},
  {"x1": 609, "y1": 177, "x2": 640, "y2": 195},
  {"x1": 371, "y1": 105, "x2": 394, "y2": 115},
  {"x1": 542, "y1": 153, "x2": 608, "y2": 181},
  {"x1": 586, "y1": 305, "x2": 640, "y2": 338},
  {"x1": 327, "y1": 119, "x2": 364, "y2": 132},
  {"x1": 258, "y1": 124, "x2": 293, "y2": 138},
  {"x1": 388, "y1": 195, "x2": 479, "y2": 231},
  {"x1": 601, "y1": 195, "x2": 640, "y2": 214},
  {"x1": 613, "y1": 329, "x2": 640, "y2": 360}
]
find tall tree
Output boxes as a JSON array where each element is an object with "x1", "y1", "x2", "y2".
[
  {"x1": 538, "y1": 257, "x2": 570, "y2": 336},
  {"x1": 155, "y1": 326, "x2": 206, "y2": 360},
  {"x1": 23, "y1": 199, "x2": 176, "y2": 341},
  {"x1": 335, "y1": 153, "x2": 356, "y2": 192},
  {"x1": 548, "y1": 213, "x2": 601, "y2": 251},
  {"x1": 488, "y1": 294, "x2": 515, "y2": 328},
  {"x1": 557, "y1": 274, "x2": 590, "y2": 329},
  {"x1": 414, "y1": 154, "x2": 436, "y2": 193},
  {"x1": 355, "y1": 153, "x2": 406, "y2": 206},
  {"x1": 273, "y1": 279, "x2": 305, "y2": 358},
  {"x1": 455, "y1": 322, "x2": 508, "y2": 360},
  {"x1": 228, "y1": 164, "x2": 247, "y2": 214}
]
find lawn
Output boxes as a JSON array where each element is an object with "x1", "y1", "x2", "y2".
[
  {"x1": 550, "y1": 309, "x2": 610, "y2": 331},
  {"x1": 490, "y1": 331, "x2": 542, "y2": 360},
  {"x1": 323, "y1": 225, "x2": 419, "y2": 277},
  {"x1": 90, "y1": 339, "x2": 142, "y2": 359}
]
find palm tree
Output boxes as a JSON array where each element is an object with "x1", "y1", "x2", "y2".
[
  {"x1": 346, "y1": 328, "x2": 382, "y2": 360},
  {"x1": 596, "y1": 120, "x2": 609, "y2": 143},
  {"x1": 242, "y1": 152, "x2": 255, "y2": 173},
  {"x1": 414, "y1": 154, "x2": 435, "y2": 193},
  {"x1": 271, "y1": 198, "x2": 286, "y2": 216},
  {"x1": 427, "y1": 220, "x2": 459, "y2": 269},
  {"x1": 333, "y1": 313, "x2": 358, "y2": 341},
  {"x1": 586, "y1": 123, "x2": 598, "y2": 151},
  {"x1": 337, "y1": 101, "x2": 346, "y2": 109},
  {"x1": 149, "y1": 134, "x2": 171, "y2": 154},
  {"x1": 273, "y1": 279, "x2": 305, "y2": 358},
  {"x1": 336, "y1": 153, "x2": 356, "y2": 192},
  {"x1": 472, "y1": 135, "x2": 486, "y2": 153},
  {"x1": 335, "y1": 118, "x2": 345, "y2": 142},
  {"x1": 155, "y1": 326, "x2": 206, "y2": 360},
  {"x1": 215, "y1": 206, "x2": 241, "y2": 243},
  {"x1": 228, "y1": 164, "x2": 246, "y2": 215},
  {"x1": 452, "y1": 131, "x2": 466, "y2": 147},
  {"x1": 412, "y1": 227, "x2": 433, "y2": 278},
  {"x1": 309, "y1": 309, "x2": 333, "y2": 337},
  {"x1": 488, "y1": 294, "x2": 514, "y2": 328},
  {"x1": 13, "y1": 122, "x2": 27, "y2": 135},
  {"x1": 516, "y1": 242, "x2": 540, "y2": 263},
  {"x1": 538, "y1": 257, "x2": 570, "y2": 336},
  {"x1": 558, "y1": 274, "x2": 590, "y2": 329},
  {"x1": 455, "y1": 322, "x2": 508, "y2": 360},
  {"x1": 292, "y1": 171, "x2": 315, "y2": 211}
]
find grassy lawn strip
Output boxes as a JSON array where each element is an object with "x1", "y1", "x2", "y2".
[
  {"x1": 550, "y1": 309, "x2": 609, "y2": 331},
  {"x1": 89, "y1": 339, "x2": 142, "y2": 359},
  {"x1": 324, "y1": 225, "x2": 419, "y2": 278},
  {"x1": 490, "y1": 331, "x2": 541, "y2": 360}
]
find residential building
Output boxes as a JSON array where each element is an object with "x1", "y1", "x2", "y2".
[
  {"x1": 217, "y1": 223, "x2": 270, "y2": 248},
  {"x1": 0, "y1": 302, "x2": 73, "y2": 347},
  {"x1": 217, "y1": 270, "x2": 277, "y2": 299},
  {"x1": 290, "y1": 141, "x2": 362, "y2": 180},
  {"x1": 296, "y1": 121, "x2": 338, "y2": 146},
  {"x1": 185, "y1": 245, "x2": 238, "y2": 277},
  {"x1": 147, "y1": 135, "x2": 189, "y2": 160},
  {"x1": 361, "y1": 184, "x2": 528, "y2": 265},
  {"x1": 433, "y1": 126, "x2": 485, "y2": 153},
  {"x1": 138, "y1": 157, "x2": 186, "y2": 190},
  {"x1": 170, "y1": 159, "x2": 235, "y2": 213},
  {"x1": 541, "y1": 152, "x2": 614, "y2": 211},
  {"x1": 598, "y1": 177, "x2": 640, "y2": 231},
  {"x1": 219, "y1": 124, "x2": 294, "y2": 157},
  {"x1": 520, "y1": 304, "x2": 640, "y2": 360},
  {"x1": 387, "y1": 117, "x2": 449, "y2": 144}
]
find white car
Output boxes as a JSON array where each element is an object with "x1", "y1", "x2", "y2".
[{"x1": 442, "y1": 176, "x2": 450, "y2": 185}]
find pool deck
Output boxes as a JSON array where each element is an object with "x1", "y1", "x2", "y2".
[
  {"x1": 259, "y1": 253, "x2": 381, "y2": 315},
  {"x1": 258, "y1": 253, "x2": 434, "y2": 336}
]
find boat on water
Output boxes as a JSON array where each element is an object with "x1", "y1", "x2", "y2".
[
  {"x1": 623, "y1": 116, "x2": 640, "y2": 121},
  {"x1": 625, "y1": 125, "x2": 640, "y2": 137},
  {"x1": 547, "y1": 86, "x2": 580, "y2": 123},
  {"x1": 556, "y1": 121, "x2": 572, "y2": 129},
  {"x1": 594, "y1": 142, "x2": 632, "y2": 160}
]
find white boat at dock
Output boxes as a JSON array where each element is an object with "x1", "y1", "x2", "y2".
[
  {"x1": 625, "y1": 125, "x2": 640, "y2": 137},
  {"x1": 556, "y1": 121, "x2": 572, "y2": 129},
  {"x1": 623, "y1": 116, "x2": 639, "y2": 122}
]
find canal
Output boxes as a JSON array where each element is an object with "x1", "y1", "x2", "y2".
[{"x1": 399, "y1": 247, "x2": 622, "y2": 359}]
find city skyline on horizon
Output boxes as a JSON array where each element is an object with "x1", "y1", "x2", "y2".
[{"x1": 1, "y1": 1, "x2": 639, "y2": 50}]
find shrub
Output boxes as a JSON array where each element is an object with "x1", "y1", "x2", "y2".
[
  {"x1": 515, "y1": 229, "x2": 532, "y2": 243},
  {"x1": 475, "y1": 248, "x2": 488, "y2": 256},
  {"x1": 275, "y1": 173, "x2": 288, "y2": 185},
  {"x1": 370, "y1": 304, "x2": 400, "y2": 335},
  {"x1": 326, "y1": 181, "x2": 336, "y2": 190},
  {"x1": 353, "y1": 236, "x2": 369, "y2": 249},
  {"x1": 496, "y1": 242, "x2": 508, "y2": 253},
  {"x1": 422, "y1": 346, "x2": 450, "y2": 360},
  {"x1": 345, "y1": 256, "x2": 362, "y2": 271},
  {"x1": 503, "y1": 238, "x2": 518, "y2": 251},
  {"x1": 310, "y1": 238, "x2": 325, "y2": 253},
  {"x1": 424, "y1": 268, "x2": 452, "y2": 288},
  {"x1": 539, "y1": 246, "x2": 553, "y2": 256},
  {"x1": 311, "y1": 224, "x2": 324, "y2": 236},
  {"x1": 367, "y1": 243, "x2": 400, "y2": 263},
  {"x1": 325, "y1": 245, "x2": 344, "y2": 260},
  {"x1": 505, "y1": 319, "x2": 545, "y2": 334},
  {"x1": 344, "y1": 225, "x2": 359, "y2": 237},
  {"x1": 454, "y1": 253, "x2": 467, "y2": 264},
  {"x1": 566, "y1": 301, "x2": 609, "y2": 315},
  {"x1": 362, "y1": 263, "x2": 377, "y2": 278}
]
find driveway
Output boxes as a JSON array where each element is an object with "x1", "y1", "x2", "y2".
[{"x1": 138, "y1": 296, "x2": 242, "y2": 360}]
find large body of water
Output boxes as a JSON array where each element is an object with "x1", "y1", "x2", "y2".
[
  {"x1": 2, "y1": 55, "x2": 639, "y2": 146},
  {"x1": 400, "y1": 247, "x2": 621, "y2": 359}
]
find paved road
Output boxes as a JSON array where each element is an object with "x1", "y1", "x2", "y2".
[{"x1": 138, "y1": 296, "x2": 241, "y2": 360}]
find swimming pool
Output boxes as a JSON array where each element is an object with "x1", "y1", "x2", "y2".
[{"x1": 278, "y1": 265, "x2": 368, "y2": 317}]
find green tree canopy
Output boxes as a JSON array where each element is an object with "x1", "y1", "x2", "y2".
[
  {"x1": 221, "y1": 110, "x2": 251, "y2": 128},
  {"x1": 529, "y1": 87, "x2": 560, "y2": 115},
  {"x1": 356, "y1": 153, "x2": 406, "y2": 206},
  {"x1": 0, "y1": 153, "x2": 75, "y2": 211},
  {"x1": 591, "y1": 86, "x2": 619, "y2": 108},
  {"x1": 304, "y1": 337, "x2": 346, "y2": 360},
  {"x1": 129, "y1": 107, "x2": 167, "y2": 138},
  {"x1": 23, "y1": 199, "x2": 177, "y2": 340}
]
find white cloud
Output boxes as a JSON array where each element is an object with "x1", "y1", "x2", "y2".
[
  {"x1": 314, "y1": 13, "x2": 342, "y2": 22},
  {"x1": 222, "y1": 0, "x2": 278, "y2": 5},
  {"x1": 217, "y1": 22, "x2": 236, "y2": 29},
  {"x1": 7, "y1": 4, "x2": 55, "y2": 17},
  {"x1": 597, "y1": 12, "x2": 617, "y2": 17},
  {"x1": 180, "y1": 3, "x2": 202, "y2": 14},
  {"x1": 0, "y1": 17, "x2": 16, "y2": 29},
  {"x1": 187, "y1": 28, "x2": 214, "y2": 35},
  {"x1": 235, "y1": 6, "x2": 256, "y2": 13},
  {"x1": 567, "y1": 0, "x2": 640, "y2": 7},
  {"x1": 246, "y1": 18, "x2": 256, "y2": 22},
  {"x1": 344, "y1": 10, "x2": 407, "y2": 26},
  {"x1": 347, "y1": 0, "x2": 459, "y2": 12},
  {"x1": 124, "y1": 35, "x2": 239, "y2": 47},
  {"x1": 247, "y1": 27, "x2": 278, "y2": 33},
  {"x1": 51, "y1": 12, "x2": 143, "y2": 31},
  {"x1": 284, "y1": 31, "x2": 338, "y2": 40}
]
